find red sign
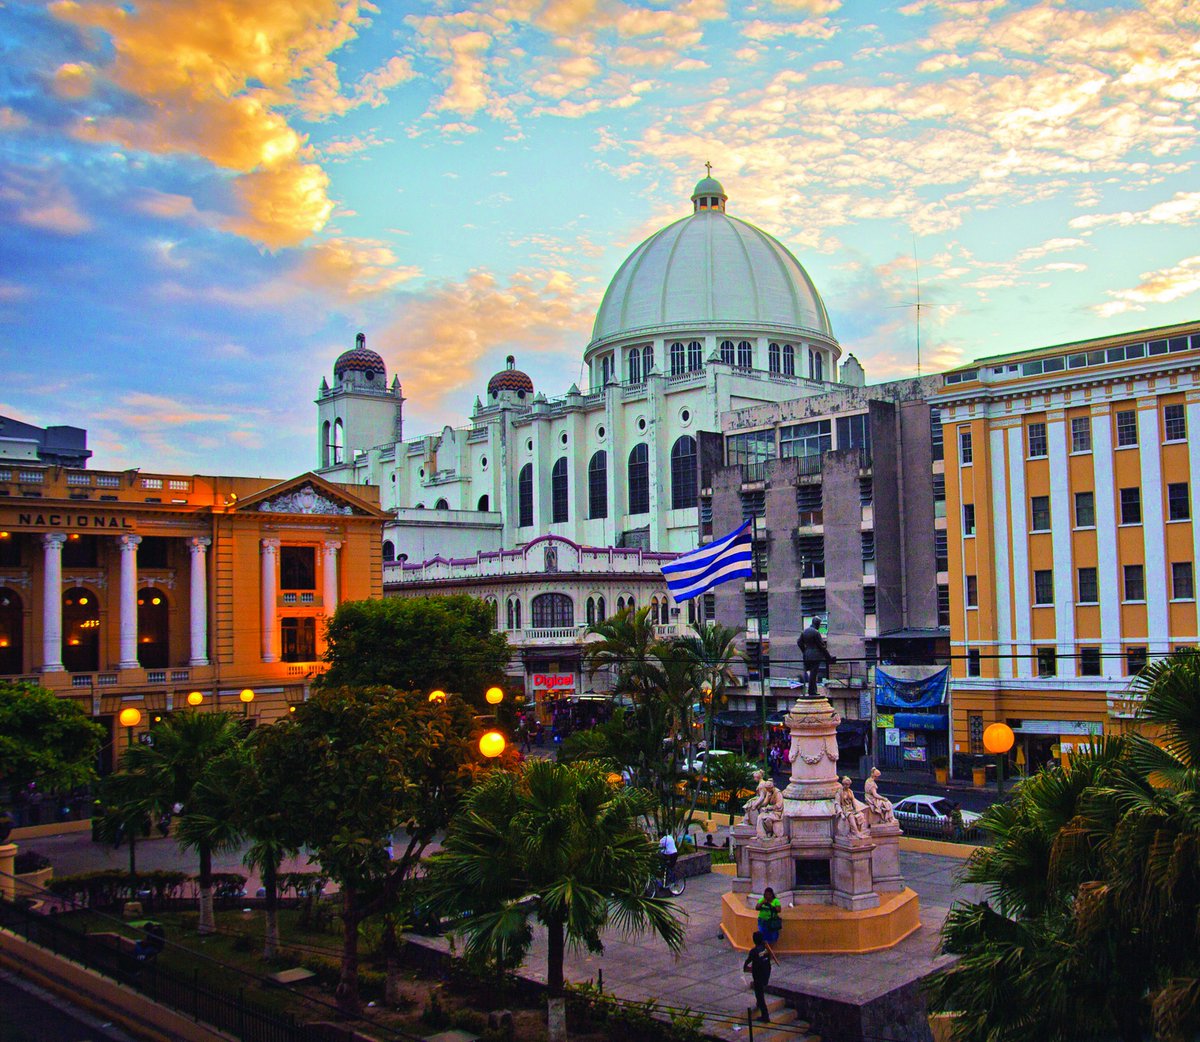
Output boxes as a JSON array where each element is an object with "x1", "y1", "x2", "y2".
[{"x1": 531, "y1": 673, "x2": 573, "y2": 689}]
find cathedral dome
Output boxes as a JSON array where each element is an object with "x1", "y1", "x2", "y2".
[
  {"x1": 335, "y1": 333, "x2": 386, "y2": 382},
  {"x1": 588, "y1": 180, "x2": 833, "y2": 351},
  {"x1": 488, "y1": 356, "x2": 534, "y2": 399}
]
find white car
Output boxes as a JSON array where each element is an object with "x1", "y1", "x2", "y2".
[
  {"x1": 685, "y1": 749, "x2": 735, "y2": 774},
  {"x1": 892, "y1": 794, "x2": 982, "y2": 833}
]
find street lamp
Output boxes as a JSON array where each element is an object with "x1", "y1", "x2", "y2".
[
  {"x1": 485, "y1": 686, "x2": 504, "y2": 705},
  {"x1": 187, "y1": 690, "x2": 204, "y2": 707},
  {"x1": 116, "y1": 706, "x2": 142, "y2": 878},
  {"x1": 428, "y1": 690, "x2": 447, "y2": 703},
  {"x1": 983, "y1": 722, "x2": 1015, "y2": 797},
  {"x1": 239, "y1": 688, "x2": 255, "y2": 717},
  {"x1": 118, "y1": 706, "x2": 142, "y2": 746},
  {"x1": 479, "y1": 730, "x2": 506, "y2": 758}
]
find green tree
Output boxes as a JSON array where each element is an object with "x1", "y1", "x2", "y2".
[
  {"x1": 425, "y1": 759, "x2": 686, "y2": 1042},
  {"x1": 584, "y1": 605, "x2": 662, "y2": 707},
  {"x1": 0, "y1": 681, "x2": 103, "y2": 807},
  {"x1": 320, "y1": 596, "x2": 509, "y2": 706},
  {"x1": 704, "y1": 755, "x2": 758, "y2": 822}
]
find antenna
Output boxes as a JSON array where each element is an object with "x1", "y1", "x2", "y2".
[{"x1": 887, "y1": 236, "x2": 932, "y2": 376}]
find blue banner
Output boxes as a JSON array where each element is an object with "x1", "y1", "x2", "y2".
[{"x1": 874, "y1": 667, "x2": 949, "y2": 709}]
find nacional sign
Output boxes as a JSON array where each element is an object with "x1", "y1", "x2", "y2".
[{"x1": 10, "y1": 512, "x2": 135, "y2": 530}]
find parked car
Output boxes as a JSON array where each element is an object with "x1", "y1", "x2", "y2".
[
  {"x1": 892, "y1": 794, "x2": 982, "y2": 836},
  {"x1": 685, "y1": 749, "x2": 734, "y2": 774}
]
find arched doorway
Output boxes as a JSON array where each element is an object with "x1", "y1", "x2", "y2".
[
  {"x1": 0, "y1": 587, "x2": 23, "y2": 674},
  {"x1": 137, "y1": 587, "x2": 169, "y2": 669},
  {"x1": 62, "y1": 586, "x2": 100, "y2": 672}
]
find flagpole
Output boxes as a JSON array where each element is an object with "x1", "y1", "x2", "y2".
[{"x1": 752, "y1": 513, "x2": 769, "y2": 768}]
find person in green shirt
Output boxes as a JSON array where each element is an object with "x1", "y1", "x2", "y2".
[{"x1": 756, "y1": 886, "x2": 782, "y2": 944}]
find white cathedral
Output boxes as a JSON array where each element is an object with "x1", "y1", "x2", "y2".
[{"x1": 316, "y1": 175, "x2": 861, "y2": 711}]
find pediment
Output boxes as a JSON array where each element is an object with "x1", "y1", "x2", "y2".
[{"x1": 236, "y1": 473, "x2": 386, "y2": 518}]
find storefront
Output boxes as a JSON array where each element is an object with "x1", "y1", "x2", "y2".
[{"x1": 874, "y1": 666, "x2": 950, "y2": 773}]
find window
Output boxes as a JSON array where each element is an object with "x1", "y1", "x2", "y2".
[
  {"x1": 1120, "y1": 487, "x2": 1142, "y2": 525},
  {"x1": 0, "y1": 535, "x2": 19, "y2": 569},
  {"x1": 835, "y1": 413, "x2": 872, "y2": 452},
  {"x1": 383, "y1": 540, "x2": 395, "y2": 563},
  {"x1": 933, "y1": 474, "x2": 946, "y2": 519},
  {"x1": 967, "y1": 649, "x2": 981, "y2": 677},
  {"x1": 62, "y1": 587, "x2": 100, "y2": 672},
  {"x1": 937, "y1": 585, "x2": 950, "y2": 627},
  {"x1": 1037, "y1": 647, "x2": 1057, "y2": 677},
  {"x1": 322, "y1": 420, "x2": 332, "y2": 467},
  {"x1": 331, "y1": 418, "x2": 344, "y2": 465},
  {"x1": 138, "y1": 536, "x2": 170, "y2": 568},
  {"x1": 1028, "y1": 422, "x2": 1047, "y2": 458},
  {"x1": 959, "y1": 428, "x2": 973, "y2": 464},
  {"x1": 783, "y1": 344, "x2": 795, "y2": 376},
  {"x1": 966, "y1": 574, "x2": 978, "y2": 607},
  {"x1": 863, "y1": 586, "x2": 877, "y2": 615},
  {"x1": 597, "y1": 596, "x2": 605, "y2": 621},
  {"x1": 862, "y1": 531, "x2": 876, "y2": 561},
  {"x1": 506, "y1": 598, "x2": 521, "y2": 630},
  {"x1": 963, "y1": 503, "x2": 976, "y2": 536},
  {"x1": 280, "y1": 546, "x2": 316, "y2": 590},
  {"x1": 601, "y1": 355, "x2": 613, "y2": 385},
  {"x1": 1168, "y1": 482, "x2": 1190, "y2": 521},
  {"x1": 808, "y1": 350, "x2": 824, "y2": 382},
  {"x1": 860, "y1": 477, "x2": 873, "y2": 506},
  {"x1": 669, "y1": 341, "x2": 685, "y2": 375},
  {"x1": 628, "y1": 444, "x2": 649, "y2": 515},
  {"x1": 780, "y1": 419, "x2": 832, "y2": 459},
  {"x1": 281, "y1": 617, "x2": 317, "y2": 663},
  {"x1": 798, "y1": 535, "x2": 824, "y2": 578},
  {"x1": 551, "y1": 458, "x2": 569, "y2": 524},
  {"x1": 720, "y1": 340, "x2": 735, "y2": 365},
  {"x1": 628, "y1": 348, "x2": 641, "y2": 383},
  {"x1": 934, "y1": 530, "x2": 948, "y2": 571},
  {"x1": 518, "y1": 463, "x2": 533, "y2": 527},
  {"x1": 930, "y1": 408, "x2": 944, "y2": 461},
  {"x1": 588, "y1": 451, "x2": 607, "y2": 519},
  {"x1": 1126, "y1": 646, "x2": 1148, "y2": 676},
  {"x1": 478, "y1": 494, "x2": 489, "y2": 511},
  {"x1": 1116, "y1": 409, "x2": 1138, "y2": 447},
  {"x1": 768, "y1": 342, "x2": 781, "y2": 373},
  {"x1": 0, "y1": 587, "x2": 22, "y2": 674},
  {"x1": 1034, "y1": 570, "x2": 1054, "y2": 605},
  {"x1": 1071, "y1": 416, "x2": 1092, "y2": 453},
  {"x1": 670, "y1": 436, "x2": 698, "y2": 510},
  {"x1": 737, "y1": 340, "x2": 752, "y2": 368},
  {"x1": 642, "y1": 345, "x2": 654, "y2": 376},
  {"x1": 1172, "y1": 561, "x2": 1194, "y2": 600},
  {"x1": 1030, "y1": 495, "x2": 1051, "y2": 531},
  {"x1": 1078, "y1": 567, "x2": 1098, "y2": 603},
  {"x1": 1124, "y1": 564, "x2": 1145, "y2": 601},
  {"x1": 687, "y1": 340, "x2": 702, "y2": 371},
  {"x1": 727, "y1": 428, "x2": 775, "y2": 467},
  {"x1": 62, "y1": 535, "x2": 98, "y2": 568},
  {"x1": 1075, "y1": 491, "x2": 1095, "y2": 527},
  {"x1": 968, "y1": 712, "x2": 984, "y2": 753},
  {"x1": 1080, "y1": 647, "x2": 1102, "y2": 676},
  {"x1": 1164, "y1": 403, "x2": 1187, "y2": 441},
  {"x1": 531, "y1": 593, "x2": 573, "y2": 628}
]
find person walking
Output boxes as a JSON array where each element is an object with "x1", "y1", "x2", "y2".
[
  {"x1": 797, "y1": 615, "x2": 832, "y2": 698},
  {"x1": 743, "y1": 930, "x2": 778, "y2": 1022},
  {"x1": 756, "y1": 887, "x2": 783, "y2": 945}
]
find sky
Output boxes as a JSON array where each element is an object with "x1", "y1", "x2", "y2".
[{"x1": 1, "y1": 0, "x2": 1199, "y2": 478}]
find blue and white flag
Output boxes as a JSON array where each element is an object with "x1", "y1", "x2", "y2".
[{"x1": 661, "y1": 520, "x2": 754, "y2": 602}]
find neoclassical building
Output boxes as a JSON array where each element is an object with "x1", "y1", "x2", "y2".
[{"x1": 316, "y1": 176, "x2": 863, "y2": 709}]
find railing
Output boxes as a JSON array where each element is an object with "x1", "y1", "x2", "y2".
[
  {"x1": 521, "y1": 626, "x2": 586, "y2": 640},
  {"x1": 740, "y1": 461, "x2": 769, "y2": 483}
]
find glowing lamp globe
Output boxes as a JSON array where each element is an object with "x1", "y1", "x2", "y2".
[
  {"x1": 240, "y1": 688, "x2": 255, "y2": 704},
  {"x1": 428, "y1": 690, "x2": 447, "y2": 703},
  {"x1": 187, "y1": 691, "x2": 204, "y2": 707},
  {"x1": 118, "y1": 707, "x2": 142, "y2": 728},
  {"x1": 983, "y1": 723, "x2": 1015, "y2": 755},
  {"x1": 485, "y1": 686, "x2": 504, "y2": 705},
  {"x1": 479, "y1": 731, "x2": 506, "y2": 758}
]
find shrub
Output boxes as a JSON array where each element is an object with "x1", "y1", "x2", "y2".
[{"x1": 47, "y1": 870, "x2": 188, "y2": 909}]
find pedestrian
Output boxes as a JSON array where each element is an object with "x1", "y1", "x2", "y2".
[
  {"x1": 756, "y1": 886, "x2": 783, "y2": 945},
  {"x1": 518, "y1": 719, "x2": 531, "y2": 753},
  {"x1": 742, "y1": 930, "x2": 778, "y2": 1022},
  {"x1": 797, "y1": 615, "x2": 833, "y2": 697}
]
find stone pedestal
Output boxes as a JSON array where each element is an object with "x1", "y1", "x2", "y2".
[
  {"x1": 868, "y1": 816, "x2": 904, "y2": 893},
  {"x1": 0, "y1": 843, "x2": 15, "y2": 902},
  {"x1": 831, "y1": 836, "x2": 880, "y2": 911}
]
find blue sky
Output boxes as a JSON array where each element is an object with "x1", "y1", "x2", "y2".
[{"x1": 2, "y1": 0, "x2": 1198, "y2": 476}]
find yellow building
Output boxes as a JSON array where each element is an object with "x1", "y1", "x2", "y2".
[
  {"x1": 936, "y1": 319, "x2": 1200, "y2": 769},
  {"x1": 0, "y1": 465, "x2": 385, "y2": 772}
]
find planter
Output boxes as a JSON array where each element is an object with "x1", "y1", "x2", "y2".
[
  {"x1": 14, "y1": 865, "x2": 53, "y2": 898},
  {"x1": 971, "y1": 766, "x2": 987, "y2": 787},
  {"x1": 934, "y1": 768, "x2": 948, "y2": 785}
]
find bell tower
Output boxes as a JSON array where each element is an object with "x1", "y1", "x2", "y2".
[{"x1": 316, "y1": 332, "x2": 404, "y2": 477}]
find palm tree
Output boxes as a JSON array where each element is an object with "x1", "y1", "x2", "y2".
[
  {"x1": 426, "y1": 759, "x2": 686, "y2": 1042},
  {"x1": 584, "y1": 605, "x2": 662, "y2": 708},
  {"x1": 112, "y1": 710, "x2": 245, "y2": 934}
]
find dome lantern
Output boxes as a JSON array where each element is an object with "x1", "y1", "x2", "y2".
[
  {"x1": 692, "y1": 162, "x2": 727, "y2": 213},
  {"x1": 487, "y1": 355, "x2": 534, "y2": 401},
  {"x1": 334, "y1": 332, "x2": 387, "y2": 388}
]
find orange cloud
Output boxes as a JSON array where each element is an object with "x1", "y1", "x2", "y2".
[
  {"x1": 293, "y1": 237, "x2": 422, "y2": 297},
  {"x1": 0, "y1": 169, "x2": 92, "y2": 234},
  {"x1": 1096, "y1": 255, "x2": 1200, "y2": 317}
]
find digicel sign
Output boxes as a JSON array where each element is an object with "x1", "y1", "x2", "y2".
[{"x1": 532, "y1": 673, "x2": 573, "y2": 689}]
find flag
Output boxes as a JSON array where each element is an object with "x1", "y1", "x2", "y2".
[{"x1": 661, "y1": 519, "x2": 754, "y2": 602}]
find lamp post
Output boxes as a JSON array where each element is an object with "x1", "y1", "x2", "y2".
[
  {"x1": 485, "y1": 686, "x2": 504, "y2": 706},
  {"x1": 479, "y1": 730, "x2": 505, "y2": 758},
  {"x1": 983, "y1": 722, "x2": 1015, "y2": 799},
  {"x1": 187, "y1": 690, "x2": 203, "y2": 708},
  {"x1": 239, "y1": 688, "x2": 255, "y2": 718},
  {"x1": 116, "y1": 707, "x2": 142, "y2": 877}
]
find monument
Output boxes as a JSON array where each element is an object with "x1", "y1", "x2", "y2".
[{"x1": 721, "y1": 694, "x2": 919, "y2": 952}]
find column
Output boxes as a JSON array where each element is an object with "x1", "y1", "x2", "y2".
[
  {"x1": 1187, "y1": 390, "x2": 1200, "y2": 637},
  {"x1": 1046, "y1": 411, "x2": 1076, "y2": 678},
  {"x1": 261, "y1": 539, "x2": 279, "y2": 662},
  {"x1": 322, "y1": 540, "x2": 341, "y2": 615},
  {"x1": 41, "y1": 533, "x2": 66, "y2": 672},
  {"x1": 118, "y1": 534, "x2": 142, "y2": 669},
  {"x1": 989, "y1": 422, "x2": 1014, "y2": 680},
  {"x1": 188, "y1": 537, "x2": 211, "y2": 666},
  {"x1": 1006, "y1": 424, "x2": 1031, "y2": 679},
  {"x1": 1137, "y1": 397, "x2": 1168, "y2": 653},
  {"x1": 1091, "y1": 403, "x2": 1121, "y2": 677}
]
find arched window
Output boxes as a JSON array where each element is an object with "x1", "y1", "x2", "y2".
[
  {"x1": 63, "y1": 586, "x2": 100, "y2": 673},
  {"x1": 720, "y1": 340, "x2": 735, "y2": 365},
  {"x1": 434, "y1": 498, "x2": 449, "y2": 510},
  {"x1": 628, "y1": 348, "x2": 641, "y2": 384},
  {"x1": 518, "y1": 463, "x2": 533, "y2": 527},
  {"x1": 642, "y1": 345, "x2": 654, "y2": 377},
  {"x1": 617, "y1": 596, "x2": 626, "y2": 613},
  {"x1": 586, "y1": 597, "x2": 595, "y2": 625},
  {"x1": 650, "y1": 596, "x2": 659, "y2": 625},
  {"x1": 769, "y1": 342, "x2": 781, "y2": 373},
  {"x1": 0, "y1": 587, "x2": 23, "y2": 674},
  {"x1": 601, "y1": 355, "x2": 613, "y2": 385},
  {"x1": 551, "y1": 458, "x2": 569, "y2": 524},
  {"x1": 687, "y1": 600, "x2": 696, "y2": 625},
  {"x1": 628, "y1": 596, "x2": 635, "y2": 610},
  {"x1": 506, "y1": 599, "x2": 514, "y2": 630},
  {"x1": 477, "y1": 494, "x2": 489, "y2": 511},
  {"x1": 670, "y1": 341, "x2": 685, "y2": 376},
  {"x1": 737, "y1": 340, "x2": 752, "y2": 368},
  {"x1": 383, "y1": 540, "x2": 395, "y2": 562},
  {"x1": 531, "y1": 593, "x2": 573, "y2": 628},
  {"x1": 628, "y1": 444, "x2": 649, "y2": 515},
  {"x1": 322, "y1": 421, "x2": 332, "y2": 467},
  {"x1": 597, "y1": 596, "x2": 606, "y2": 621},
  {"x1": 486, "y1": 597, "x2": 498, "y2": 630},
  {"x1": 137, "y1": 587, "x2": 169, "y2": 669},
  {"x1": 332, "y1": 419, "x2": 344, "y2": 465},
  {"x1": 588, "y1": 451, "x2": 607, "y2": 520},
  {"x1": 687, "y1": 340, "x2": 702, "y2": 371},
  {"x1": 671, "y1": 436, "x2": 698, "y2": 510},
  {"x1": 809, "y1": 349, "x2": 824, "y2": 382},
  {"x1": 783, "y1": 343, "x2": 795, "y2": 376}
]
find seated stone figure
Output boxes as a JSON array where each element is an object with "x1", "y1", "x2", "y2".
[
  {"x1": 755, "y1": 779, "x2": 785, "y2": 839},
  {"x1": 835, "y1": 776, "x2": 869, "y2": 838},
  {"x1": 863, "y1": 768, "x2": 895, "y2": 824},
  {"x1": 742, "y1": 769, "x2": 769, "y2": 826}
]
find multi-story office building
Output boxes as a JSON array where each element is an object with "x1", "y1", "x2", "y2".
[
  {"x1": 0, "y1": 414, "x2": 91, "y2": 468},
  {"x1": 938, "y1": 319, "x2": 1200, "y2": 770},
  {"x1": 707, "y1": 374, "x2": 947, "y2": 762},
  {"x1": 0, "y1": 461, "x2": 385, "y2": 779}
]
